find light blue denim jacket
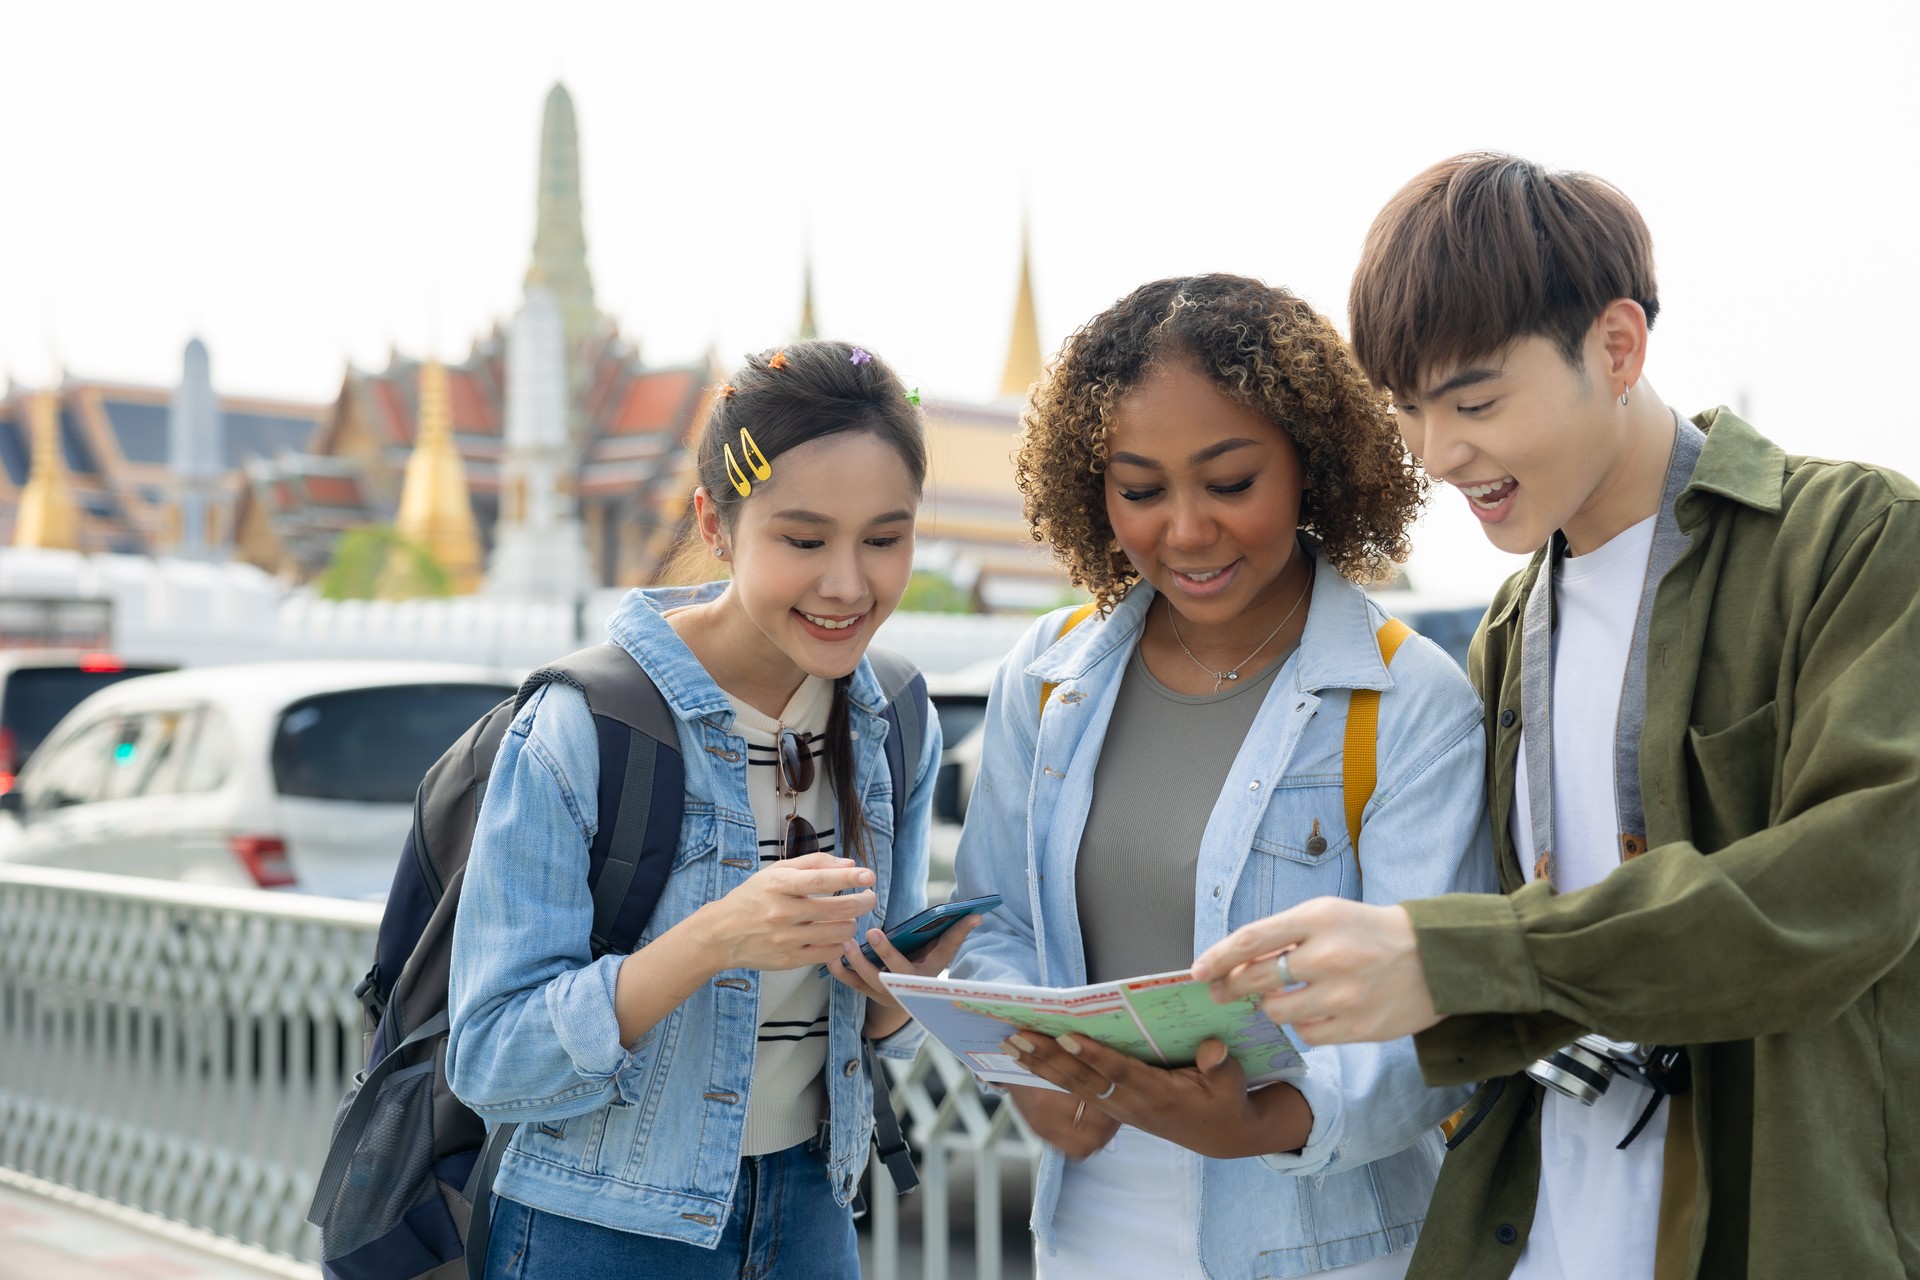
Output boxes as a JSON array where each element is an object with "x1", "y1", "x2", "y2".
[
  {"x1": 951, "y1": 552, "x2": 1494, "y2": 1278},
  {"x1": 446, "y1": 583, "x2": 936, "y2": 1245}
]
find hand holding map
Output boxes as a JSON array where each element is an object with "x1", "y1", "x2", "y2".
[{"x1": 878, "y1": 968, "x2": 1307, "y2": 1090}]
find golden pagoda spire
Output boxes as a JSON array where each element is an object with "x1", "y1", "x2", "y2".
[
  {"x1": 12, "y1": 391, "x2": 81, "y2": 550},
  {"x1": 383, "y1": 360, "x2": 482, "y2": 595},
  {"x1": 997, "y1": 219, "x2": 1043, "y2": 400}
]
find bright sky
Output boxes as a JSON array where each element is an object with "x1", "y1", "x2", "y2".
[{"x1": 3, "y1": 1, "x2": 1915, "y2": 599}]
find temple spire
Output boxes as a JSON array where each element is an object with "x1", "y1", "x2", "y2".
[
  {"x1": 11, "y1": 391, "x2": 81, "y2": 550},
  {"x1": 998, "y1": 219, "x2": 1043, "y2": 400},
  {"x1": 526, "y1": 83, "x2": 599, "y2": 356},
  {"x1": 384, "y1": 361, "x2": 481, "y2": 595},
  {"x1": 168, "y1": 337, "x2": 228, "y2": 559},
  {"x1": 797, "y1": 254, "x2": 819, "y2": 340}
]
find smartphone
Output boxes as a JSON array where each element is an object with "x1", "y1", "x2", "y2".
[{"x1": 854, "y1": 894, "x2": 1002, "y2": 968}]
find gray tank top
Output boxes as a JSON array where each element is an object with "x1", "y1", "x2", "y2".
[{"x1": 1075, "y1": 641, "x2": 1292, "y2": 983}]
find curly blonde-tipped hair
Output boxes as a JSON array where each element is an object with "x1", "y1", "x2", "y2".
[{"x1": 1017, "y1": 274, "x2": 1426, "y2": 610}]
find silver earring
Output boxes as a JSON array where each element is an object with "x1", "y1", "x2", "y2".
[
  {"x1": 713, "y1": 546, "x2": 726, "y2": 559},
  {"x1": 1619, "y1": 388, "x2": 1630, "y2": 407}
]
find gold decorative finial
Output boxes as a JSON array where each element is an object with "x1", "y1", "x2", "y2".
[
  {"x1": 998, "y1": 218, "x2": 1043, "y2": 400},
  {"x1": 12, "y1": 391, "x2": 81, "y2": 550},
  {"x1": 383, "y1": 361, "x2": 482, "y2": 595}
]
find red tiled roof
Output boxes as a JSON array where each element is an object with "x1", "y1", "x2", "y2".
[
  {"x1": 369, "y1": 378, "x2": 412, "y2": 446},
  {"x1": 612, "y1": 372, "x2": 697, "y2": 436},
  {"x1": 302, "y1": 473, "x2": 365, "y2": 508},
  {"x1": 449, "y1": 369, "x2": 500, "y2": 435}
]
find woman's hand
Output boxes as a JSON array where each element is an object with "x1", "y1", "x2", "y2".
[
  {"x1": 1004, "y1": 1082, "x2": 1121, "y2": 1160},
  {"x1": 1001, "y1": 1031, "x2": 1312, "y2": 1161},
  {"x1": 830, "y1": 913, "x2": 983, "y2": 1038},
  {"x1": 692, "y1": 853, "x2": 877, "y2": 972}
]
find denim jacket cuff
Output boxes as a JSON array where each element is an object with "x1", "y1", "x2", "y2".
[
  {"x1": 544, "y1": 952, "x2": 638, "y2": 1083},
  {"x1": 870, "y1": 1015, "x2": 926, "y2": 1062},
  {"x1": 1257, "y1": 1053, "x2": 1342, "y2": 1176}
]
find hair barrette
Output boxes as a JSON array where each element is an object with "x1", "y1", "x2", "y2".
[
  {"x1": 716, "y1": 382, "x2": 736, "y2": 400},
  {"x1": 849, "y1": 347, "x2": 872, "y2": 366},
  {"x1": 906, "y1": 387, "x2": 922, "y2": 406},
  {"x1": 723, "y1": 442, "x2": 752, "y2": 497},
  {"x1": 768, "y1": 350, "x2": 790, "y2": 371},
  {"x1": 739, "y1": 427, "x2": 772, "y2": 482}
]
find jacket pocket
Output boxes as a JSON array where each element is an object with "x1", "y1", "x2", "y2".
[
  {"x1": 1684, "y1": 700, "x2": 1778, "y2": 851},
  {"x1": 1242, "y1": 787, "x2": 1352, "y2": 921}
]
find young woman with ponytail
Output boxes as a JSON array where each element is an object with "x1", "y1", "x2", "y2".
[{"x1": 447, "y1": 340, "x2": 974, "y2": 1278}]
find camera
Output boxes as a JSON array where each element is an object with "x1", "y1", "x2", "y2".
[{"x1": 1526, "y1": 1035, "x2": 1689, "y2": 1106}]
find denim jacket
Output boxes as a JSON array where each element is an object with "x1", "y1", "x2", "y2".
[
  {"x1": 446, "y1": 583, "x2": 937, "y2": 1245},
  {"x1": 951, "y1": 551, "x2": 1495, "y2": 1278}
]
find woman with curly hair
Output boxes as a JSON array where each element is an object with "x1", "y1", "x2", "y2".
[{"x1": 950, "y1": 275, "x2": 1494, "y2": 1279}]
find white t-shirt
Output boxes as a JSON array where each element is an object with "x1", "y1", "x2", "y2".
[{"x1": 1509, "y1": 514, "x2": 1668, "y2": 1280}]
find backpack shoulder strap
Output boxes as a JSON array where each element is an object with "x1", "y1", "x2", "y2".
[
  {"x1": 1038, "y1": 601, "x2": 1101, "y2": 718},
  {"x1": 867, "y1": 645, "x2": 928, "y2": 835},
  {"x1": 1342, "y1": 617, "x2": 1416, "y2": 877},
  {"x1": 524, "y1": 644, "x2": 684, "y2": 957},
  {"x1": 522, "y1": 642, "x2": 677, "y2": 744}
]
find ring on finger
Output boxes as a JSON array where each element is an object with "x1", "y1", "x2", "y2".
[
  {"x1": 1095, "y1": 1079, "x2": 1117, "y2": 1101},
  {"x1": 1275, "y1": 950, "x2": 1297, "y2": 988},
  {"x1": 1073, "y1": 1100, "x2": 1087, "y2": 1127}
]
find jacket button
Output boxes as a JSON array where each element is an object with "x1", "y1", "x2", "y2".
[
  {"x1": 1495, "y1": 1223, "x2": 1518, "y2": 1245},
  {"x1": 1499, "y1": 709, "x2": 1516, "y2": 729},
  {"x1": 1305, "y1": 834, "x2": 1328, "y2": 857},
  {"x1": 844, "y1": 1059, "x2": 860, "y2": 1078}
]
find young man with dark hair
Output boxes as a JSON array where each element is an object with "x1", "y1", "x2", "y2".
[{"x1": 1192, "y1": 152, "x2": 1920, "y2": 1279}]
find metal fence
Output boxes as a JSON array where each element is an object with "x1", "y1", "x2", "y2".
[{"x1": 0, "y1": 864, "x2": 1041, "y2": 1276}]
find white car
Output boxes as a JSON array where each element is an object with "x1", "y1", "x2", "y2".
[{"x1": 0, "y1": 662, "x2": 518, "y2": 899}]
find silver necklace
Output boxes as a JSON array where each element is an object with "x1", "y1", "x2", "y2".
[{"x1": 1165, "y1": 563, "x2": 1313, "y2": 693}]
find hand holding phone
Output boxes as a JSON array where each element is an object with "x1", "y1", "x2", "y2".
[{"x1": 853, "y1": 894, "x2": 1002, "y2": 969}]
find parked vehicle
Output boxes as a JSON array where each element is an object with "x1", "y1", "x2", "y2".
[
  {"x1": 0, "y1": 662, "x2": 517, "y2": 899},
  {"x1": 926, "y1": 661, "x2": 998, "y2": 895},
  {"x1": 0, "y1": 650, "x2": 177, "y2": 793}
]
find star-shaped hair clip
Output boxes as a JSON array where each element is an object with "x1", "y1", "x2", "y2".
[
  {"x1": 849, "y1": 347, "x2": 872, "y2": 366},
  {"x1": 906, "y1": 387, "x2": 922, "y2": 406},
  {"x1": 768, "y1": 350, "x2": 790, "y2": 371}
]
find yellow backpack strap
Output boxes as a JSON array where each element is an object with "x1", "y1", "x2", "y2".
[
  {"x1": 1341, "y1": 617, "x2": 1415, "y2": 878},
  {"x1": 1038, "y1": 601, "x2": 1101, "y2": 718}
]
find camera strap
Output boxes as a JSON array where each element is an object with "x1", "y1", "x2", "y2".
[{"x1": 1519, "y1": 412, "x2": 1705, "y2": 885}]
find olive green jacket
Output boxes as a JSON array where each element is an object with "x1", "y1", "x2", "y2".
[{"x1": 1403, "y1": 409, "x2": 1920, "y2": 1279}]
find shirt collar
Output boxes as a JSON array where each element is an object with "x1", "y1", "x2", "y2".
[
  {"x1": 1024, "y1": 542, "x2": 1399, "y2": 693},
  {"x1": 1685, "y1": 405, "x2": 1787, "y2": 515},
  {"x1": 603, "y1": 582, "x2": 892, "y2": 724}
]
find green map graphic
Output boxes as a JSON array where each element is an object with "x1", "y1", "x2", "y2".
[{"x1": 953, "y1": 979, "x2": 1301, "y2": 1080}]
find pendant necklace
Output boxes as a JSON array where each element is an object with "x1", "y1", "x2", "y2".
[{"x1": 1165, "y1": 562, "x2": 1314, "y2": 694}]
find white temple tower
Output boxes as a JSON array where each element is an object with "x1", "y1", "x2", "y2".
[
  {"x1": 486, "y1": 285, "x2": 594, "y2": 602},
  {"x1": 169, "y1": 337, "x2": 229, "y2": 559}
]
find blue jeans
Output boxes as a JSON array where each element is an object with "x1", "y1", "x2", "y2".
[{"x1": 483, "y1": 1141, "x2": 860, "y2": 1279}]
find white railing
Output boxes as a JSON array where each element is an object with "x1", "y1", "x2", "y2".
[{"x1": 0, "y1": 864, "x2": 1041, "y2": 1275}]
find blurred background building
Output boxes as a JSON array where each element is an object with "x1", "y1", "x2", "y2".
[{"x1": 0, "y1": 83, "x2": 1060, "y2": 611}]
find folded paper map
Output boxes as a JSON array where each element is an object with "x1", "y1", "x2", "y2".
[{"x1": 878, "y1": 968, "x2": 1307, "y2": 1090}]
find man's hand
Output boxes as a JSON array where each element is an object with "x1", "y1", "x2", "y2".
[
  {"x1": 1189, "y1": 898, "x2": 1441, "y2": 1044},
  {"x1": 1000, "y1": 1031, "x2": 1311, "y2": 1160}
]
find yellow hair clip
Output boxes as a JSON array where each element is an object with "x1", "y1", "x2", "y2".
[
  {"x1": 723, "y1": 443, "x2": 753, "y2": 497},
  {"x1": 739, "y1": 427, "x2": 772, "y2": 482}
]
